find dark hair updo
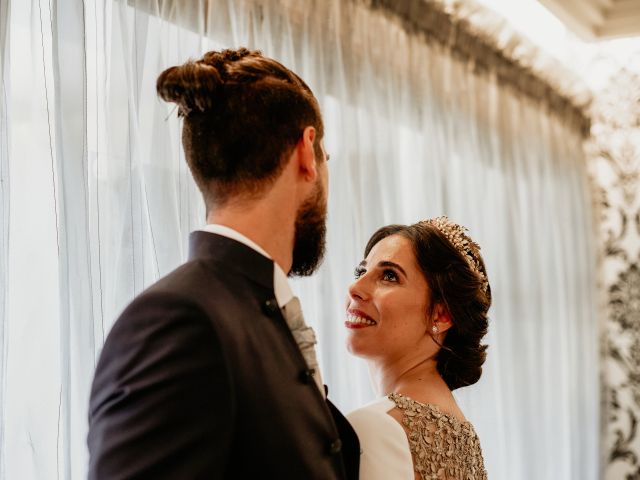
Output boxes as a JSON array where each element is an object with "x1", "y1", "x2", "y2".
[
  {"x1": 156, "y1": 48, "x2": 324, "y2": 207},
  {"x1": 364, "y1": 220, "x2": 491, "y2": 390}
]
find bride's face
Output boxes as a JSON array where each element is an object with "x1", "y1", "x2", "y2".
[{"x1": 345, "y1": 234, "x2": 437, "y2": 362}]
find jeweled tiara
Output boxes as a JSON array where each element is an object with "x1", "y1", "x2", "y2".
[{"x1": 420, "y1": 216, "x2": 489, "y2": 293}]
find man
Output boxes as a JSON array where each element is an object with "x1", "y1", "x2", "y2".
[{"x1": 87, "y1": 48, "x2": 359, "y2": 479}]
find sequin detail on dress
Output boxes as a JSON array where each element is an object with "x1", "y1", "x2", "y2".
[{"x1": 388, "y1": 393, "x2": 488, "y2": 480}]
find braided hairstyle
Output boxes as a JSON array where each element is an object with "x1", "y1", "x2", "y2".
[
  {"x1": 156, "y1": 48, "x2": 324, "y2": 207},
  {"x1": 364, "y1": 221, "x2": 491, "y2": 390}
]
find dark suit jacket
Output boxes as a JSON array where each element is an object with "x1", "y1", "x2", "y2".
[{"x1": 88, "y1": 232, "x2": 360, "y2": 479}]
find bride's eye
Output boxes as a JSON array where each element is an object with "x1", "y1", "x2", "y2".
[
  {"x1": 354, "y1": 266, "x2": 366, "y2": 279},
  {"x1": 382, "y1": 269, "x2": 398, "y2": 282}
]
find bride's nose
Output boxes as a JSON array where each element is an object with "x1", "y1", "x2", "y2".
[{"x1": 348, "y1": 276, "x2": 369, "y2": 302}]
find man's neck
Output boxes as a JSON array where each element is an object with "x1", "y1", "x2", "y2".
[{"x1": 207, "y1": 199, "x2": 296, "y2": 275}]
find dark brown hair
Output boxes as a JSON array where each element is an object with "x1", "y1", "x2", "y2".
[
  {"x1": 156, "y1": 48, "x2": 324, "y2": 207},
  {"x1": 364, "y1": 222, "x2": 491, "y2": 390}
]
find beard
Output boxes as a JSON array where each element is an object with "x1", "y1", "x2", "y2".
[{"x1": 289, "y1": 179, "x2": 327, "y2": 277}]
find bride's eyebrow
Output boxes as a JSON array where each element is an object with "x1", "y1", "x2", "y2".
[{"x1": 377, "y1": 261, "x2": 407, "y2": 278}]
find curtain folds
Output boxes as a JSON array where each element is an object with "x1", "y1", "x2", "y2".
[
  {"x1": 0, "y1": 0, "x2": 598, "y2": 478},
  {"x1": 0, "y1": 0, "x2": 10, "y2": 477}
]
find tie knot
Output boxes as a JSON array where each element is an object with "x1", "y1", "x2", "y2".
[{"x1": 283, "y1": 296, "x2": 304, "y2": 329}]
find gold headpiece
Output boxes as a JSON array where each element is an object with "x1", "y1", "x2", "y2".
[{"x1": 420, "y1": 216, "x2": 488, "y2": 293}]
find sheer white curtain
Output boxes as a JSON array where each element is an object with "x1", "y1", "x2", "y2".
[{"x1": 0, "y1": 0, "x2": 598, "y2": 478}]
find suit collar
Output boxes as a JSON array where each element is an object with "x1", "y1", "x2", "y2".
[
  {"x1": 189, "y1": 231, "x2": 274, "y2": 290},
  {"x1": 199, "y1": 224, "x2": 272, "y2": 259}
]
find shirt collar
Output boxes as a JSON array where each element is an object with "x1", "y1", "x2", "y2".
[{"x1": 199, "y1": 224, "x2": 294, "y2": 308}]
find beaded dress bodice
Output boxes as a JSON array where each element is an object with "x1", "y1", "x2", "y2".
[{"x1": 388, "y1": 393, "x2": 488, "y2": 480}]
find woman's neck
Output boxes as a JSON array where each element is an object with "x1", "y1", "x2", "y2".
[
  {"x1": 369, "y1": 355, "x2": 453, "y2": 405},
  {"x1": 370, "y1": 354, "x2": 467, "y2": 422}
]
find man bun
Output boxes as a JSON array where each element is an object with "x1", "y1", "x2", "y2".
[
  {"x1": 155, "y1": 48, "x2": 259, "y2": 116},
  {"x1": 156, "y1": 62, "x2": 222, "y2": 116}
]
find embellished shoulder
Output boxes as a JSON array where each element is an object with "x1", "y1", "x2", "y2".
[{"x1": 388, "y1": 392, "x2": 488, "y2": 480}]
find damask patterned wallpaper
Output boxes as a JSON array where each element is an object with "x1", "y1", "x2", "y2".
[{"x1": 589, "y1": 68, "x2": 640, "y2": 480}]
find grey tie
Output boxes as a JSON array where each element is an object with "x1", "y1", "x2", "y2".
[{"x1": 282, "y1": 296, "x2": 325, "y2": 397}]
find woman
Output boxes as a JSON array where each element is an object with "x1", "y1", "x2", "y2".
[{"x1": 346, "y1": 217, "x2": 490, "y2": 480}]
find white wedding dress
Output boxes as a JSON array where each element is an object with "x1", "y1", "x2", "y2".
[
  {"x1": 348, "y1": 393, "x2": 488, "y2": 480},
  {"x1": 348, "y1": 396, "x2": 415, "y2": 479}
]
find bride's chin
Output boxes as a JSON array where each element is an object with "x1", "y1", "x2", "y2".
[{"x1": 345, "y1": 338, "x2": 370, "y2": 358}]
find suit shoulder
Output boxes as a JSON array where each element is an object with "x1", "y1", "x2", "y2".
[
  {"x1": 102, "y1": 289, "x2": 215, "y2": 365},
  {"x1": 146, "y1": 260, "x2": 225, "y2": 294},
  {"x1": 115, "y1": 288, "x2": 207, "y2": 325},
  {"x1": 145, "y1": 259, "x2": 265, "y2": 305}
]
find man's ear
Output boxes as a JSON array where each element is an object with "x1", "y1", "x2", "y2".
[
  {"x1": 433, "y1": 304, "x2": 454, "y2": 334},
  {"x1": 295, "y1": 126, "x2": 318, "y2": 182}
]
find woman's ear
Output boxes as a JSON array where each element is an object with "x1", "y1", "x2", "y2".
[{"x1": 432, "y1": 304, "x2": 453, "y2": 334}]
